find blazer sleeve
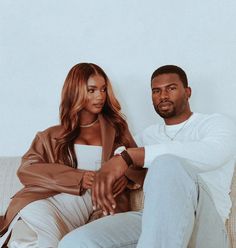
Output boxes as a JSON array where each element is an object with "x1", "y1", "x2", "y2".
[
  {"x1": 124, "y1": 127, "x2": 147, "y2": 188},
  {"x1": 17, "y1": 133, "x2": 85, "y2": 195}
]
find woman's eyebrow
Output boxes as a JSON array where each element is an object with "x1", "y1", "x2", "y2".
[{"x1": 87, "y1": 85, "x2": 97, "y2": 88}]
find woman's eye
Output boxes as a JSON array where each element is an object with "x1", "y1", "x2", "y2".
[
  {"x1": 101, "y1": 87, "x2": 107, "y2": 92},
  {"x1": 88, "y1": 89, "x2": 94, "y2": 93}
]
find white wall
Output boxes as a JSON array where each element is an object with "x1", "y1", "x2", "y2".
[{"x1": 1, "y1": 0, "x2": 236, "y2": 156}]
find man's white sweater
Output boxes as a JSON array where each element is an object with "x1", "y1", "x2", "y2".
[{"x1": 136, "y1": 113, "x2": 236, "y2": 222}]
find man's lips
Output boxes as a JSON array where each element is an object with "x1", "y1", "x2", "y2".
[{"x1": 158, "y1": 101, "x2": 173, "y2": 110}]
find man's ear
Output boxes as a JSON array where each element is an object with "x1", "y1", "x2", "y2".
[{"x1": 185, "y1": 87, "x2": 191, "y2": 99}]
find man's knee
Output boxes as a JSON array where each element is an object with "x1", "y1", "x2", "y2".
[
  {"x1": 152, "y1": 154, "x2": 183, "y2": 167},
  {"x1": 148, "y1": 154, "x2": 185, "y2": 176},
  {"x1": 58, "y1": 229, "x2": 97, "y2": 248},
  {"x1": 144, "y1": 154, "x2": 196, "y2": 190}
]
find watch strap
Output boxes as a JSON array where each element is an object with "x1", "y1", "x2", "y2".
[{"x1": 120, "y1": 150, "x2": 133, "y2": 166}]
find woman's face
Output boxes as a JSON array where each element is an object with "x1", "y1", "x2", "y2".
[{"x1": 83, "y1": 74, "x2": 107, "y2": 114}]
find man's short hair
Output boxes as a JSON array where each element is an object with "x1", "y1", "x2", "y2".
[{"x1": 151, "y1": 65, "x2": 188, "y2": 88}]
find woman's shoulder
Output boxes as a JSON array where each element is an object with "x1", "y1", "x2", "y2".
[{"x1": 36, "y1": 125, "x2": 64, "y2": 140}]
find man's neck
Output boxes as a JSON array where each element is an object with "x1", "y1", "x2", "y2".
[{"x1": 164, "y1": 111, "x2": 193, "y2": 125}]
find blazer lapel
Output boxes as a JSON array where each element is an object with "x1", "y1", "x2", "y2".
[{"x1": 99, "y1": 114, "x2": 115, "y2": 162}]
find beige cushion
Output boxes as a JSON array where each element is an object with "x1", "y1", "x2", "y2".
[
  {"x1": 226, "y1": 166, "x2": 236, "y2": 248},
  {"x1": 0, "y1": 157, "x2": 22, "y2": 216},
  {"x1": 130, "y1": 188, "x2": 144, "y2": 211}
]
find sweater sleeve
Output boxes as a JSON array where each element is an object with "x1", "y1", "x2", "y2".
[
  {"x1": 17, "y1": 133, "x2": 85, "y2": 195},
  {"x1": 144, "y1": 114, "x2": 236, "y2": 171}
]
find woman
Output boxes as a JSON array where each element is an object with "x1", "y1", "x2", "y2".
[{"x1": 0, "y1": 63, "x2": 146, "y2": 247}]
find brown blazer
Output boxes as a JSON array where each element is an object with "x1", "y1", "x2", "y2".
[{"x1": 0, "y1": 115, "x2": 147, "y2": 236}]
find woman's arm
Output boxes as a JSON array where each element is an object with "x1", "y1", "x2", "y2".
[{"x1": 17, "y1": 133, "x2": 86, "y2": 195}]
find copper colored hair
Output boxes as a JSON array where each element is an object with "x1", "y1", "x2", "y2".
[{"x1": 57, "y1": 63, "x2": 129, "y2": 167}]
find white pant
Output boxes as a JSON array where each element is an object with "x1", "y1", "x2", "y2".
[
  {"x1": 8, "y1": 191, "x2": 93, "y2": 248},
  {"x1": 59, "y1": 155, "x2": 230, "y2": 248}
]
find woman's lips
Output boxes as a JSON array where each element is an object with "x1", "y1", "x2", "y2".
[{"x1": 93, "y1": 103, "x2": 104, "y2": 108}]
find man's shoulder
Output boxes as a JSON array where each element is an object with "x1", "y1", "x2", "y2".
[
  {"x1": 194, "y1": 112, "x2": 233, "y2": 122},
  {"x1": 193, "y1": 112, "x2": 236, "y2": 129}
]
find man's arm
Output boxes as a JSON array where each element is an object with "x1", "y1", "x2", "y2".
[{"x1": 143, "y1": 115, "x2": 236, "y2": 171}]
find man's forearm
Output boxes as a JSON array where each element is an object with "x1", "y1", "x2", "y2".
[{"x1": 127, "y1": 147, "x2": 145, "y2": 167}]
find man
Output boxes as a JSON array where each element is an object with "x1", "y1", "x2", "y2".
[{"x1": 59, "y1": 65, "x2": 236, "y2": 248}]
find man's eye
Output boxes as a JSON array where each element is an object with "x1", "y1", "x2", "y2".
[
  {"x1": 152, "y1": 89, "x2": 160, "y2": 94},
  {"x1": 168, "y1": 86, "x2": 177, "y2": 91}
]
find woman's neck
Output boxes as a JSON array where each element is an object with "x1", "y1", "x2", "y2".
[{"x1": 79, "y1": 112, "x2": 98, "y2": 126}]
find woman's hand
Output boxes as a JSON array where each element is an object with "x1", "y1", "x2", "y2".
[
  {"x1": 112, "y1": 176, "x2": 128, "y2": 198},
  {"x1": 82, "y1": 171, "x2": 96, "y2": 189}
]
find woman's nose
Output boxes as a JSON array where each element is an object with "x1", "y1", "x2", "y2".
[{"x1": 96, "y1": 91, "x2": 104, "y2": 100}]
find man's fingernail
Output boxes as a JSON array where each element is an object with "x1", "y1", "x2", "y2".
[
  {"x1": 103, "y1": 211, "x2": 107, "y2": 216},
  {"x1": 93, "y1": 206, "x2": 96, "y2": 210},
  {"x1": 112, "y1": 204, "x2": 116, "y2": 209}
]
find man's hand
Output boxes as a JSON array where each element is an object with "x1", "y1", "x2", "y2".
[
  {"x1": 82, "y1": 171, "x2": 96, "y2": 189},
  {"x1": 92, "y1": 155, "x2": 128, "y2": 215}
]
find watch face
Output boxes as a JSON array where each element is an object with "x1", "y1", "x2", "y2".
[{"x1": 114, "y1": 146, "x2": 126, "y2": 155}]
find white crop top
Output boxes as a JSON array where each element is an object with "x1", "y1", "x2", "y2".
[{"x1": 74, "y1": 144, "x2": 102, "y2": 171}]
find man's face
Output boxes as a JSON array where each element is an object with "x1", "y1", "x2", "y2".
[{"x1": 151, "y1": 73, "x2": 191, "y2": 119}]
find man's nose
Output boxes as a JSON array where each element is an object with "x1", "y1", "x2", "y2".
[{"x1": 160, "y1": 89, "x2": 169, "y2": 100}]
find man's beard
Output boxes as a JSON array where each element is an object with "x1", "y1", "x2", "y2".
[{"x1": 154, "y1": 104, "x2": 176, "y2": 119}]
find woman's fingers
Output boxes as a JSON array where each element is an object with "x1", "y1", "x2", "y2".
[
  {"x1": 113, "y1": 176, "x2": 128, "y2": 195},
  {"x1": 82, "y1": 171, "x2": 96, "y2": 189},
  {"x1": 113, "y1": 178, "x2": 128, "y2": 197},
  {"x1": 112, "y1": 176, "x2": 123, "y2": 191}
]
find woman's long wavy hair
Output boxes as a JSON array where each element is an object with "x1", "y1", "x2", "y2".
[{"x1": 56, "y1": 63, "x2": 129, "y2": 168}]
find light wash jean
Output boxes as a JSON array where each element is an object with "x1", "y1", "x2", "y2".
[{"x1": 58, "y1": 155, "x2": 230, "y2": 248}]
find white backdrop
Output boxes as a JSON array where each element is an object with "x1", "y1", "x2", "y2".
[{"x1": 1, "y1": 0, "x2": 236, "y2": 156}]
